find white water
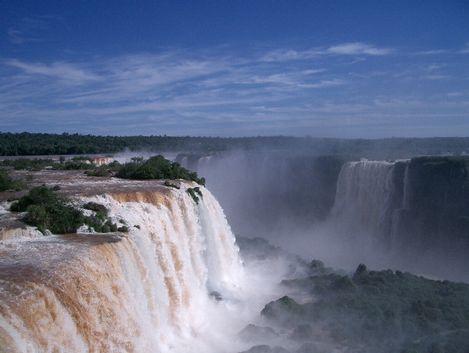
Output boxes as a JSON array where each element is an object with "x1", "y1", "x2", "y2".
[
  {"x1": 0, "y1": 184, "x2": 282, "y2": 353},
  {"x1": 331, "y1": 160, "x2": 397, "y2": 238}
]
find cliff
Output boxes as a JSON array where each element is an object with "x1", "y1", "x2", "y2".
[{"x1": 330, "y1": 156, "x2": 469, "y2": 280}]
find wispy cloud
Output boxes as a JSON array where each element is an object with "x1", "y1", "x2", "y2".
[
  {"x1": 261, "y1": 42, "x2": 392, "y2": 62},
  {"x1": 261, "y1": 49, "x2": 321, "y2": 62},
  {"x1": 422, "y1": 74, "x2": 449, "y2": 80},
  {"x1": 413, "y1": 49, "x2": 450, "y2": 56},
  {"x1": 413, "y1": 43, "x2": 469, "y2": 56},
  {"x1": 0, "y1": 43, "x2": 467, "y2": 136},
  {"x1": 7, "y1": 28, "x2": 37, "y2": 45},
  {"x1": 6, "y1": 16, "x2": 58, "y2": 44},
  {"x1": 5, "y1": 59, "x2": 100, "y2": 83},
  {"x1": 327, "y1": 42, "x2": 392, "y2": 56}
]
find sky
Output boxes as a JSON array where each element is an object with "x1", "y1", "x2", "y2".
[{"x1": 0, "y1": 0, "x2": 468, "y2": 137}]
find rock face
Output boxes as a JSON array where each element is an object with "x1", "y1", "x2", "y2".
[
  {"x1": 395, "y1": 157, "x2": 469, "y2": 249},
  {"x1": 330, "y1": 156, "x2": 469, "y2": 279},
  {"x1": 333, "y1": 156, "x2": 469, "y2": 246}
]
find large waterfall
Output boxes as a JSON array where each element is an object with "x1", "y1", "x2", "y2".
[
  {"x1": 327, "y1": 157, "x2": 469, "y2": 281},
  {"x1": 330, "y1": 160, "x2": 404, "y2": 241},
  {"x1": 0, "y1": 184, "x2": 268, "y2": 353}
]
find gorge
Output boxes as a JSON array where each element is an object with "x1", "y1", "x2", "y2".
[
  {"x1": 1, "y1": 152, "x2": 469, "y2": 353},
  {"x1": 178, "y1": 152, "x2": 469, "y2": 282}
]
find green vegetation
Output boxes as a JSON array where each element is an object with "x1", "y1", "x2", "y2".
[
  {"x1": 0, "y1": 155, "x2": 204, "y2": 184},
  {"x1": 85, "y1": 161, "x2": 121, "y2": 177},
  {"x1": 2, "y1": 132, "x2": 469, "y2": 160},
  {"x1": 117, "y1": 225, "x2": 129, "y2": 233},
  {"x1": 10, "y1": 187, "x2": 123, "y2": 234},
  {"x1": 0, "y1": 170, "x2": 23, "y2": 192},
  {"x1": 116, "y1": 155, "x2": 205, "y2": 185},
  {"x1": 0, "y1": 158, "x2": 93, "y2": 171},
  {"x1": 262, "y1": 263, "x2": 469, "y2": 353},
  {"x1": 83, "y1": 202, "x2": 108, "y2": 217},
  {"x1": 0, "y1": 132, "x2": 231, "y2": 155},
  {"x1": 57, "y1": 159, "x2": 94, "y2": 170},
  {"x1": 187, "y1": 187, "x2": 203, "y2": 203},
  {"x1": 10, "y1": 186, "x2": 85, "y2": 233},
  {"x1": 0, "y1": 158, "x2": 56, "y2": 171},
  {"x1": 85, "y1": 167, "x2": 113, "y2": 177}
]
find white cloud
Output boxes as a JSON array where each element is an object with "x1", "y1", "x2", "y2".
[
  {"x1": 327, "y1": 42, "x2": 392, "y2": 56},
  {"x1": 300, "y1": 79, "x2": 345, "y2": 88},
  {"x1": 261, "y1": 42, "x2": 392, "y2": 62},
  {"x1": 6, "y1": 59, "x2": 100, "y2": 83},
  {"x1": 413, "y1": 49, "x2": 450, "y2": 56},
  {"x1": 1, "y1": 43, "x2": 466, "y2": 136},
  {"x1": 260, "y1": 49, "x2": 321, "y2": 62}
]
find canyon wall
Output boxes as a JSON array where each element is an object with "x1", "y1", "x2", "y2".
[{"x1": 176, "y1": 152, "x2": 345, "y2": 238}]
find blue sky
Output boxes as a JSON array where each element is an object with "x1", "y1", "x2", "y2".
[{"x1": 0, "y1": 0, "x2": 468, "y2": 137}]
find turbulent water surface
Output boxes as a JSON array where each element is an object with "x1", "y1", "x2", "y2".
[{"x1": 0, "y1": 184, "x2": 284, "y2": 353}]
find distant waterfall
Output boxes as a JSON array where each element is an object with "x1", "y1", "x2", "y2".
[
  {"x1": 330, "y1": 160, "x2": 407, "y2": 243},
  {"x1": 0, "y1": 184, "x2": 246, "y2": 353}
]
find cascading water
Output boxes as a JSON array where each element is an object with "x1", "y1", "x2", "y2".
[
  {"x1": 331, "y1": 160, "x2": 399, "y2": 239},
  {"x1": 0, "y1": 183, "x2": 275, "y2": 353}
]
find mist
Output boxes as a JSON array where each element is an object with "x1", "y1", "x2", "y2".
[
  {"x1": 2, "y1": 143, "x2": 469, "y2": 353},
  {"x1": 176, "y1": 149, "x2": 469, "y2": 284}
]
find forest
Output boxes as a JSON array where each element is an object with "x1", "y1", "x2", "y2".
[{"x1": 1, "y1": 132, "x2": 469, "y2": 159}]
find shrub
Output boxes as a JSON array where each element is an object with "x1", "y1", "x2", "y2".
[
  {"x1": 83, "y1": 202, "x2": 108, "y2": 216},
  {"x1": 85, "y1": 161, "x2": 121, "y2": 177},
  {"x1": 10, "y1": 186, "x2": 85, "y2": 234},
  {"x1": 54, "y1": 160, "x2": 94, "y2": 170},
  {"x1": 10, "y1": 185, "x2": 60, "y2": 212},
  {"x1": 24, "y1": 205, "x2": 49, "y2": 233},
  {"x1": 117, "y1": 225, "x2": 129, "y2": 233},
  {"x1": 0, "y1": 170, "x2": 23, "y2": 191},
  {"x1": 263, "y1": 263, "x2": 469, "y2": 353},
  {"x1": 10, "y1": 187, "x2": 119, "y2": 235},
  {"x1": 85, "y1": 167, "x2": 113, "y2": 177},
  {"x1": 0, "y1": 158, "x2": 55, "y2": 171},
  {"x1": 116, "y1": 155, "x2": 205, "y2": 185},
  {"x1": 71, "y1": 156, "x2": 91, "y2": 162}
]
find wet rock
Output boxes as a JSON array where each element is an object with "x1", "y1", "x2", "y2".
[
  {"x1": 289, "y1": 324, "x2": 313, "y2": 341},
  {"x1": 240, "y1": 345, "x2": 290, "y2": 353},
  {"x1": 238, "y1": 324, "x2": 278, "y2": 342},
  {"x1": 209, "y1": 290, "x2": 222, "y2": 301}
]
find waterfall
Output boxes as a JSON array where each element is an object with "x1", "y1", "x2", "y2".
[
  {"x1": 0, "y1": 184, "x2": 250, "y2": 353},
  {"x1": 330, "y1": 160, "x2": 402, "y2": 240}
]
